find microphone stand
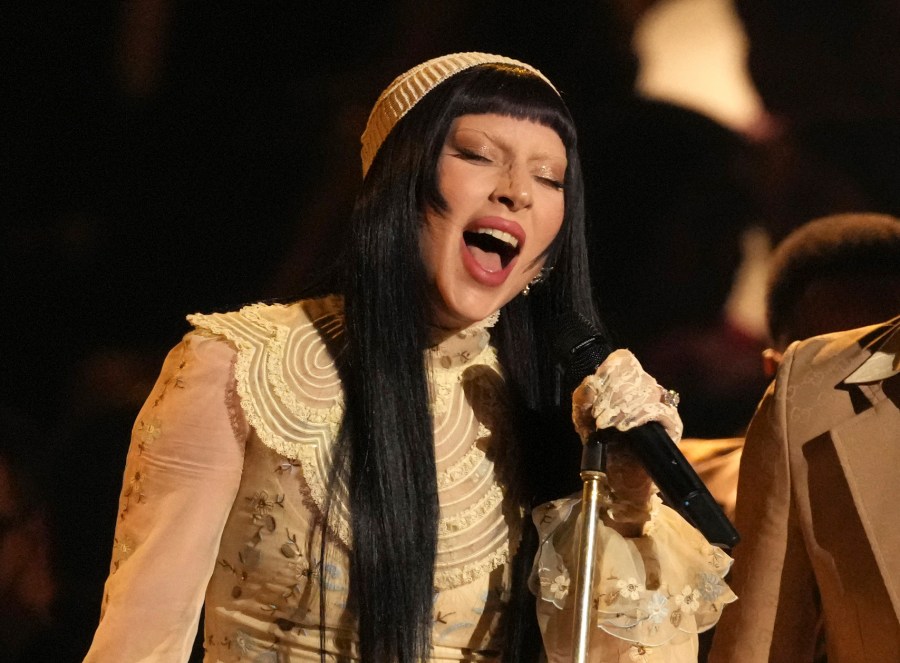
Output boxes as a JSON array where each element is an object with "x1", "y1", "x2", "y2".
[{"x1": 572, "y1": 433, "x2": 608, "y2": 662}]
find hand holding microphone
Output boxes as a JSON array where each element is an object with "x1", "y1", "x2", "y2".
[
  {"x1": 571, "y1": 348, "x2": 683, "y2": 444},
  {"x1": 571, "y1": 349, "x2": 683, "y2": 534},
  {"x1": 555, "y1": 312, "x2": 740, "y2": 549}
]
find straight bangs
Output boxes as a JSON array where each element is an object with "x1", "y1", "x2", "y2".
[{"x1": 450, "y1": 64, "x2": 577, "y2": 149}]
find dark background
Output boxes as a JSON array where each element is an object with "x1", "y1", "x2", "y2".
[{"x1": 4, "y1": 1, "x2": 899, "y2": 660}]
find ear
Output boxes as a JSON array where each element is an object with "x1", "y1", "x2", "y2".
[{"x1": 761, "y1": 348, "x2": 783, "y2": 378}]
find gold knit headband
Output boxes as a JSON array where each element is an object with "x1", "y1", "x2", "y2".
[{"x1": 360, "y1": 52, "x2": 559, "y2": 176}]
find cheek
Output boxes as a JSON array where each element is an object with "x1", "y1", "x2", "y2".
[
  {"x1": 537, "y1": 204, "x2": 565, "y2": 250},
  {"x1": 419, "y1": 224, "x2": 439, "y2": 277},
  {"x1": 420, "y1": 215, "x2": 456, "y2": 277},
  {"x1": 552, "y1": 204, "x2": 565, "y2": 236}
]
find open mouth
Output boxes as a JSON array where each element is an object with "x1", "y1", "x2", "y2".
[{"x1": 463, "y1": 228, "x2": 521, "y2": 273}]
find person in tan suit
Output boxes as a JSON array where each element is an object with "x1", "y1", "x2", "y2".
[
  {"x1": 682, "y1": 213, "x2": 900, "y2": 523},
  {"x1": 710, "y1": 213, "x2": 900, "y2": 662}
]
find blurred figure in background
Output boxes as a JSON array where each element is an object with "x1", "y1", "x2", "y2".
[
  {"x1": 709, "y1": 213, "x2": 900, "y2": 662},
  {"x1": 764, "y1": 212, "x2": 900, "y2": 363},
  {"x1": 583, "y1": 100, "x2": 765, "y2": 440}
]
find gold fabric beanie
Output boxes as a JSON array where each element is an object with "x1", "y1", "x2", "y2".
[{"x1": 360, "y1": 52, "x2": 559, "y2": 176}]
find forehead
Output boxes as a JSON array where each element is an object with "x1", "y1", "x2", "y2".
[{"x1": 448, "y1": 113, "x2": 567, "y2": 159}]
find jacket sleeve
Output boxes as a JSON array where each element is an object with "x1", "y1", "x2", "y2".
[
  {"x1": 709, "y1": 346, "x2": 820, "y2": 663},
  {"x1": 84, "y1": 332, "x2": 248, "y2": 662}
]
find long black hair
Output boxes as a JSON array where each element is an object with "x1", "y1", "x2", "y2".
[{"x1": 326, "y1": 62, "x2": 599, "y2": 663}]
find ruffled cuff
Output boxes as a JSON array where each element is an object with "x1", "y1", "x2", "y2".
[{"x1": 529, "y1": 493, "x2": 736, "y2": 648}]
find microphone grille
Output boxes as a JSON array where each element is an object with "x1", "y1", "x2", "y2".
[
  {"x1": 552, "y1": 311, "x2": 596, "y2": 360},
  {"x1": 553, "y1": 311, "x2": 613, "y2": 384}
]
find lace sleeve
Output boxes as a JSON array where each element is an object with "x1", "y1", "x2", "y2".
[{"x1": 85, "y1": 332, "x2": 249, "y2": 663}]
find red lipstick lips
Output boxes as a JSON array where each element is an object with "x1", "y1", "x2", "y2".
[{"x1": 461, "y1": 217, "x2": 525, "y2": 286}]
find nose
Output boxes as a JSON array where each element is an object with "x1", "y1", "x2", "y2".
[{"x1": 491, "y1": 165, "x2": 532, "y2": 211}]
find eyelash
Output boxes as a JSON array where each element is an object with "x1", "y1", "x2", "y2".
[
  {"x1": 457, "y1": 148, "x2": 492, "y2": 163},
  {"x1": 455, "y1": 149, "x2": 564, "y2": 191},
  {"x1": 540, "y1": 177, "x2": 565, "y2": 191}
]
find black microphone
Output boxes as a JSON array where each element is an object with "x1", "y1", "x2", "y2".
[{"x1": 554, "y1": 311, "x2": 740, "y2": 550}]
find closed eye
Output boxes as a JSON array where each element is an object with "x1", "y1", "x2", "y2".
[
  {"x1": 537, "y1": 176, "x2": 565, "y2": 191},
  {"x1": 455, "y1": 149, "x2": 493, "y2": 164}
]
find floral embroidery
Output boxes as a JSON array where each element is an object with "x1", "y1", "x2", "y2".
[
  {"x1": 674, "y1": 585, "x2": 701, "y2": 615},
  {"x1": 284, "y1": 556, "x2": 318, "y2": 599},
  {"x1": 151, "y1": 360, "x2": 186, "y2": 408},
  {"x1": 645, "y1": 591, "x2": 669, "y2": 624},
  {"x1": 247, "y1": 491, "x2": 275, "y2": 516},
  {"x1": 115, "y1": 535, "x2": 135, "y2": 557},
  {"x1": 238, "y1": 544, "x2": 261, "y2": 570},
  {"x1": 219, "y1": 558, "x2": 247, "y2": 580},
  {"x1": 434, "y1": 610, "x2": 456, "y2": 624},
  {"x1": 617, "y1": 577, "x2": 645, "y2": 601},
  {"x1": 110, "y1": 535, "x2": 137, "y2": 574},
  {"x1": 531, "y1": 490, "x2": 736, "y2": 649},
  {"x1": 537, "y1": 558, "x2": 570, "y2": 609},
  {"x1": 108, "y1": 350, "x2": 195, "y2": 577},
  {"x1": 696, "y1": 571, "x2": 725, "y2": 601},
  {"x1": 114, "y1": 349, "x2": 191, "y2": 534},
  {"x1": 234, "y1": 630, "x2": 253, "y2": 656},
  {"x1": 280, "y1": 529, "x2": 301, "y2": 559},
  {"x1": 629, "y1": 644, "x2": 654, "y2": 661},
  {"x1": 120, "y1": 469, "x2": 146, "y2": 517},
  {"x1": 246, "y1": 490, "x2": 279, "y2": 535},
  {"x1": 136, "y1": 417, "x2": 161, "y2": 455},
  {"x1": 550, "y1": 574, "x2": 570, "y2": 600}
]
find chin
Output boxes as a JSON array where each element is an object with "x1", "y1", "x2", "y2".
[
  {"x1": 431, "y1": 308, "x2": 490, "y2": 332},
  {"x1": 432, "y1": 289, "x2": 515, "y2": 331}
]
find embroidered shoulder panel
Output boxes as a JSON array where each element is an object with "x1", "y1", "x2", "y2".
[
  {"x1": 189, "y1": 297, "x2": 351, "y2": 546},
  {"x1": 188, "y1": 297, "x2": 519, "y2": 591}
]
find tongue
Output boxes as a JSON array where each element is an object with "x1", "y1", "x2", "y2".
[{"x1": 468, "y1": 245, "x2": 503, "y2": 273}]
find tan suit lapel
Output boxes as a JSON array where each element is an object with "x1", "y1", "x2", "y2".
[{"x1": 830, "y1": 394, "x2": 900, "y2": 622}]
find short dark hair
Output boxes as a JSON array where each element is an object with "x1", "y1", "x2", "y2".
[{"x1": 767, "y1": 212, "x2": 900, "y2": 346}]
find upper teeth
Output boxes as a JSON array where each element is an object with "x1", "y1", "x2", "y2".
[{"x1": 475, "y1": 228, "x2": 519, "y2": 248}]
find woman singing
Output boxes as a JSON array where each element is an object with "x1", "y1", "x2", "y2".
[{"x1": 86, "y1": 53, "x2": 734, "y2": 662}]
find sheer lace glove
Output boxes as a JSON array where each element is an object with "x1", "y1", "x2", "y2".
[{"x1": 571, "y1": 349, "x2": 683, "y2": 535}]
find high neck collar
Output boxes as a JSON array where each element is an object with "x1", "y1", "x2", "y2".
[{"x1": 427, "y1": 311, "x2": 499, "y2": 371}]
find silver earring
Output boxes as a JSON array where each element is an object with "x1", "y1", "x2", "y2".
[{"x1": 522, "y1": 267, "x2": 552, "y2": 296}]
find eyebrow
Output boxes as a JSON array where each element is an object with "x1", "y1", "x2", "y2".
[{"x1": 451, "y1": 126, "x2": 567, "y2": 164}]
